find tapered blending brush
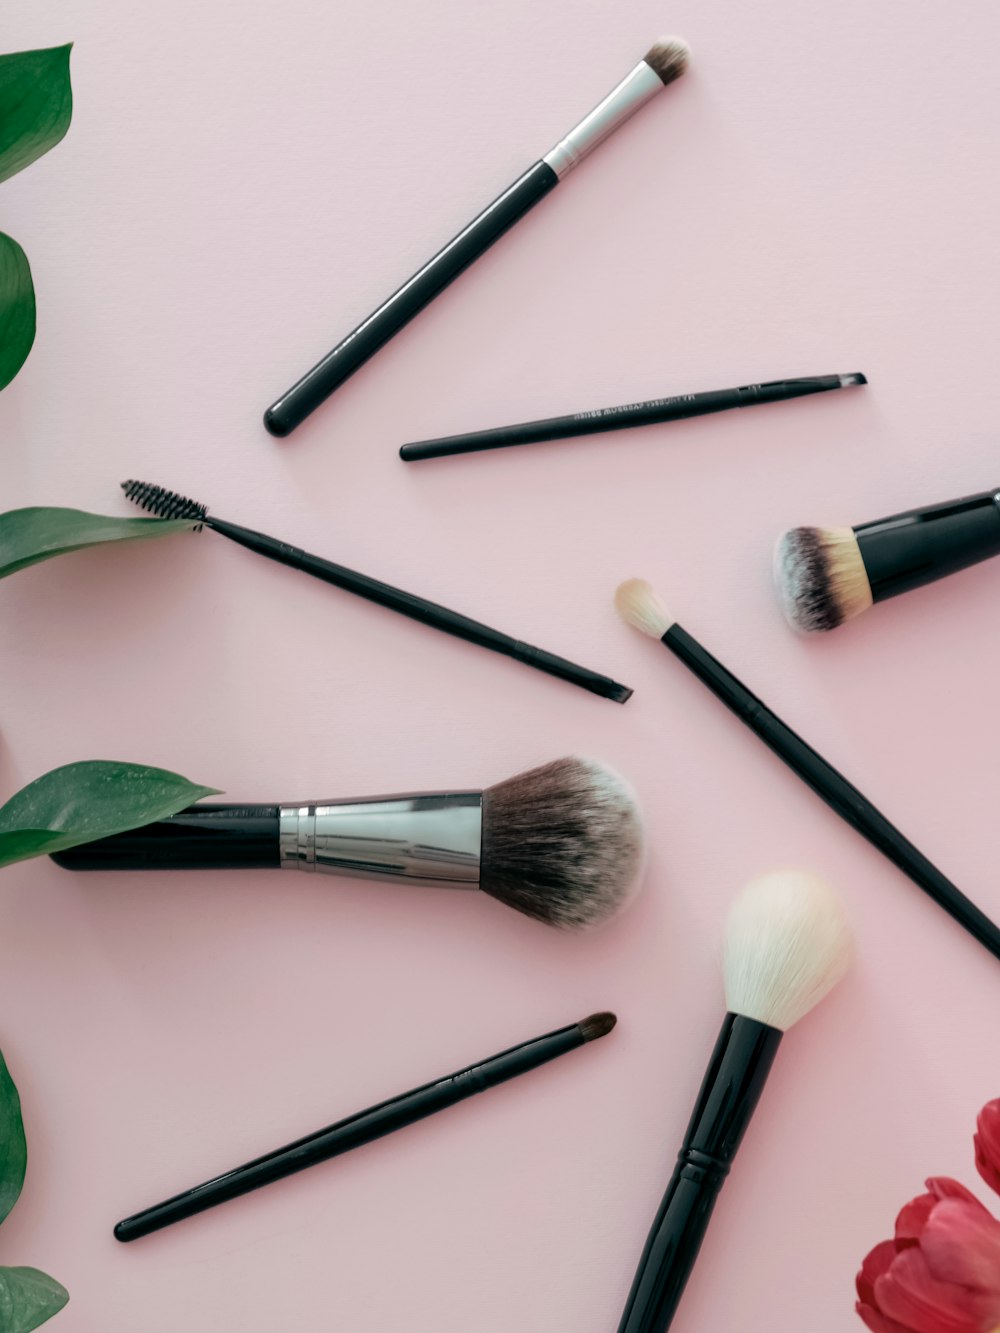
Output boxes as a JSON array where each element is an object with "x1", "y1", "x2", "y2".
[
  {"x1": 614, "y1": 578, "x2": 1000, "y2": 962},
  {"x1": 615, "y1": 870, "x2": 852, "y2": 1332},
  {"x1": 120, "y1": 481, "x2": 633, "y2": 703},
  {"x1": 114, "y1": 1010, "x2": 617, "y2": 1241},
  {"x1": 52, "y1": 757, "x2": 645, "y2": 930},
  {"x1": 262, "y1": 37, "x2": 690, "y2": 437},
  {"x1": 775, "y1": 486, "x2": 1000, "y2": 633}
]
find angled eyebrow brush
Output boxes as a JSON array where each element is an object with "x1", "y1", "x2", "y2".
[
  {"x1": 121, "y1": 482, "x2": 632, "y2": 702},
  {"x1": 263, "y1": 37, "x2": 690, "y2": 437}
]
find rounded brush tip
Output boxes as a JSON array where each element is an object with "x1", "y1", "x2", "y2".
[{"x1": 579, "y1": 1012, "x2": 617, "y2": 1041}]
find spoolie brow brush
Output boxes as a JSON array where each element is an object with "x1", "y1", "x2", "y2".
[
  {"x1": 615, "y1": 578, "x2": 1000, "y2": 963},
  {"x1": 262, "y1": 36, "x2": 690, "y2": 437},
  {"x1": 120, "y1": 481, "x2": 632, "y2": 703}
]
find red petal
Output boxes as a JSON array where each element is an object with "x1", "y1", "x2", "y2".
[
  {"x1": 897, "y1": 1195, "x2": 937, "y2": 1244},
  {"x1": 857, "y1": 1300, "x2": 918, "y2": 1333},
  {"x1": 860, "y1": 1242, "x2": 903, "y2": 1305},
  {"x1": 875, "y1": 1248, "x2": 985, "y2": 1333},
  {"x1": 922, "y1": 1198, "x2": 1000, "y2": 1303},
  {"x1": 976, "y1": 1101, "x2": 1000, "y2": 1198},
  {"x1": 927, "y1": 1178, "x2": 986, "y2": 1208}
]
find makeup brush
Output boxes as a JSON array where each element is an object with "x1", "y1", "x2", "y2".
[
  {"x1": 114, "y1": 1009, "x2": 616, "y2": 1242},
  {"x1": 120, "y1": 481, "x2": 632, "y2": 703},
  {"x1": 399, "y1": 373, "x2": 867, "y2": 462},
  {"x1": 52, "y1": 757, "x2": 644, "y2": 930},
  {"x1": 615, "y1": 870, "x2": 852, "y2": 1332},
  {"x1": 775, "y1": 486, "x2": 1000, "y2": 633},
  {"x1": 615, "y1": 578, "x2": 1000, "y2": 962},
  {"x1": 262, "y1": 37, "x2": 690, "y2": 437}
]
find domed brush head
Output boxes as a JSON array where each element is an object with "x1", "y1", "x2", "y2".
[
  {"x1": 643, "y1": 36, "x2": 691, "y2": 86},
  {"x1": 774, "y1": 526, "x2": 873, "y2": 634}
]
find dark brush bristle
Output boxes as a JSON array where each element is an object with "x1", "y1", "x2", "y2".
[
  {"x1": 773, "y1": 527, "x2": 845, "y2": 632},
  {"x1": 579, "y1": 1012, "x2": 617, "y2": 1042},
  {"x1": 480, "y1": 757, "x2": 644, "y2": 930},
  {"x1": 643, "y1": 36, "x2": 691, "y2": 87},
  {"x1": 121, "y1": 480, "x2": 208, "y2": 525}
]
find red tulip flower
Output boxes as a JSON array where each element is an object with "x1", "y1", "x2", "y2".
[{"x1": 857, "y1": 1099, "x2": 1000, "y2": 1333}]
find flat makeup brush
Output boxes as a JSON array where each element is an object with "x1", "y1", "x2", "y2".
[
  {"x1": 616, "y1": 870, "x2": 852, "y2": 1332},
  {"x1": 114, "y1": 1010, "x2": 616, "y2": 1242},
  {"x1": 262, "y1": 37, "x2": 690, "y2": 437},
  {"x1": 121, "y1": 481, "x2": 632, "y2": 704},
  {"x1": 775, "y1": 485, "x2": 1000, "y2": 633},
  {"x1": 615, "y1": 578, "x2": 1000, "y2": 962},
  {"x1": 52, "y1": 757, "x2": 645, "y2": 930},
  {"x1": 399, "y1": 373, "x2": 867, "y2": 462}
]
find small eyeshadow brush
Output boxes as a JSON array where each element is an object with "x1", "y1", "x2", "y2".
[
  {"x1": 120, "y1": 481, "x2": 632, "y2": 703},
  {"x1": 615, "y1": 870, "x2": 852, "y2": 1331},
  {"x1": 615, "y1": 578, "x2": 1000, "y2": 963},
  {"x1": 263, "y1": 37, "x2": 690, "y2": 436},
  {"x1": 114, "y1": 1011, "x2": 617, "y2": 1241},
  {"x1": 399, "y1": 373, "x2": 867, "y2": 462}
]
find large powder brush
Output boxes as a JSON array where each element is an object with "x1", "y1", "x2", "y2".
[{"x1": 53, "y1": 756, "x2": 645, "y2": 931}]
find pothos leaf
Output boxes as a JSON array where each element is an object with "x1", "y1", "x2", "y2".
[
  {"x1": 0, "y1": 1050, "x2": 26, "y2": 1226},
  {"x1": 0, "y1": 234, "x2": 35, "y2": 392},
  {"x1": 0, "y1": 507, "x2": 197, "y2": 580},
  {"x1": 0, "y1": 45, "x2": 73, "y2": 185},
  {"x1": 0, "y1": 1268, "x2": 69, "y2": 1332}
]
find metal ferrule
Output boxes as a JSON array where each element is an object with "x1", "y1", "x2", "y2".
[
  {"x1": 278, "y1": 792, "x2": 482, "y2": 887},
  {"x1": 542, "y1": 60, "x2": 665, "y2": 178}
]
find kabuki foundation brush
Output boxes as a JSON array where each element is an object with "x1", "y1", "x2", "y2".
[
  {"x1": 615, "y1": 870, "x2": 852, "y2": 1332},
  {"x1": 121, "y1": 481, "x2": 633, "y2": 703},
  {"x1": 53, "y1": 757, "x2": 645, "y2": 930},
  {"x1": 114, "y1": 1010, "x2": 616, "y2": 1241},
  {"x1": 262, "y1": 37, "x2": 690, "y2": 437},
  {"x1": 615, "y1": 579, "x2": 1000, "y2": 963},
  {"x1": 775, "y1": 485, "x2": 1000, "y2": 633},
  {"x1": 400, "y1": 373, "x2": 867, "y2": 462}
]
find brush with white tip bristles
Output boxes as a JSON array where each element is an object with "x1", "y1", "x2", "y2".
[
  {"x1": 615, "y1": 869, "x2": 853, "y2": 1332},
  {"x1": 775, "y1": 485, "x2": 1000, "y2": 633},
  {"x1": 614, "y1": 577, "x2": 1000, "y2": 962},
  {"x1": 263, "y1": 37, "x2": 691, "y2": 437},
  {"x1": 53, "y1": 756, "x2": 645, "y2": 931}
]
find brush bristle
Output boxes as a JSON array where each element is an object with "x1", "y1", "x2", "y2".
[
  {"x1": 121, "y1": 480, "x2": 208, "y2": 525},
  {"x1": 579, "y1": 1012, "x2": 617, "y2": 1042},
  {"x1": 773, "y1": 526, "x2": 873, "y2": 634},
  {"x1": 723, "y1": 869, "x2": 853, "y2": 1032},
  {"x1": 643, "y1": 36, "x2": 691, "y2": 86},
  {"x1": 480, "y1": 757, "x2": 644, "y2": 930},
  {"x1": 614, "y1": 579, "x2": 672, "y2": 639}
]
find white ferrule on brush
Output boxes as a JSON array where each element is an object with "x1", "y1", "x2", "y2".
[{"x1": 543, "y1": 60, "x2": 667, "y2": 177}]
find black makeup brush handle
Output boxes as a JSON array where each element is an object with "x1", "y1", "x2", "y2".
[
  {"x1": 263, "y1": 161, "x2": 559, "y2": 437},
  {"x1": 114, "y1": 1016, "x2": 597, "y2": 1241},
  {"x1": 664, "y1": 624, "x2": 1000, "y2": 961},
  {"x1": 856, "y1": 488, "x2": 1000, "y2": 602},
  {"x1": 617, "y1": 1015, "x2": 782, "y2": 1333},
  {"x1": 206, "y1": 516, "x2": 632, "y2": 702},
  {"x1": 50, "y1": 804, "x2": 280, "y2": 870},
  {"x1": 399, "y1": 376, "x2": 851, "y2": 460}
]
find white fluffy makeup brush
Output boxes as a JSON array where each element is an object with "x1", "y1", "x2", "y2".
[{"x1": 615, "y1": 869, "x2": 854, "y2": 1333}]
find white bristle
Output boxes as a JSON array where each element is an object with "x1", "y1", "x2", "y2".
[
  {"x1": 723, "y1": 870, "x2": 853, "y2": 1031},
  {"x1": 614, "y1": 579, "x2": 672, "y2": 639}
]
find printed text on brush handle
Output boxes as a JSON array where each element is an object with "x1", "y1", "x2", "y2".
[
  {"x1": 663, "y1": 625, "x2": 1000, "y2": 962},
  {"x1": 262, "y1": 162, "x2": 559, "y2": 436}
]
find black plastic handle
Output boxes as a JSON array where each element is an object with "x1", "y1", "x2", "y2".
[
  {"x1": 50, "y1": 804, "x2": 280, "y2": 871},
  {"x1": 263, "y1": 160, "x2": 559, "y2": 436}
]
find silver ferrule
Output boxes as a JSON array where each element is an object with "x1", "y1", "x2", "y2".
[
  {"x1": 279, "y1": 792, "x2": 482, "y2": 887},
  {"x1": 542, "y1": 60, "x2": 664, "y2": 178}
]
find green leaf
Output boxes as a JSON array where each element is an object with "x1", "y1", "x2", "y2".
[
  {"x1": 0, "y1": 1050, "x2": 26, "y2": 1226},
  {"x1": 0, "y1": 761, "x2": 220, "y2": 869},
  {"x1": 0, "y1": 1268, "x2": 68, "y2": 1332},
  {"x1": 0, "y1": 507, "x2": 197, "y2": 580},
  {"x1": 0, "y1": 45, "x2": 73, "y2": 185},
  {"x1": 0, "y1": 233, "x2": 35, "y2": 391}
]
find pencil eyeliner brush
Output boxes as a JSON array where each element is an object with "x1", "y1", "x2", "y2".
[
  {"x1": 119, "y1": 482, "x2": 632, "y2": 703},
  {"x1": 615, "y1": 579, "x2": 1000, "y2": 962},
  {"x1": 113, "y1": 1011, "x2": 617, "y2": 1242},
  {"x1": 399, "y1": 373, "x2": 867, "y2": 462},
  {"x1": 262, "y1": 38, "x2": 689, "y2": 437}
]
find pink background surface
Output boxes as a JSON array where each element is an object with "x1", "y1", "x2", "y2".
[{"x1": 2, "y1": 2, "x2": 1000, "y2": 1329}]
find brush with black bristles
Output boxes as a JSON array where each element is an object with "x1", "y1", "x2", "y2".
[
  {"x1": 120, "y1": 480, "x2": 633, "y2": 703},
  {"x1": 53, "y1": 756, "x2": 645, "y2": 930},
  {"x1": 114, "y1": 1009, "x2": 617, "y2": 1242},
  {"x1": 775, "y1": 485, "x2": 1000, "y2": 633},
  {"x1": 615, "y1": 577, "x2": 1000, "y2": 963},
  {"x1": 262, "y1": 37, "x2": 690, "y2": 437},
  {"x1": 615, "y1": 869, "x2": 852, "y2": 1332}
]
